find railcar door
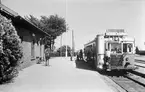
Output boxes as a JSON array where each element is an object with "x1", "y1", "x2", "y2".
[{"x1": 109, "y1": 42, "x2": 123, "y2": 69}]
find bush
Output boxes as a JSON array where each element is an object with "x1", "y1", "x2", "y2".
[{"x1": 0, "y1": 14, "x2": 23, "y2": 83}]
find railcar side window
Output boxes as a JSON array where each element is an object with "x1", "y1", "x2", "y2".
[{"x1": 123, "y1": 44, "x2": 127, "y2": 52}]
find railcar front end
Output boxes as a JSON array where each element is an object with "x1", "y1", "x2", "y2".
[
  {"x1": 103, "y1": 41, "x2": 135, "y2": 71},
  {"x1": 84, "y1": 29, "x2": 136, "y2": 71}
]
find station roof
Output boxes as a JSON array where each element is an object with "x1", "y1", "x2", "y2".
[{"x1": 0, "y1": 4, "x2": 50, "y2": 36}]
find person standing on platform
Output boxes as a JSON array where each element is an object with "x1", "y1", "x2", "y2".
[
  {"x1": 44, "y1": 47, "x2": 51, "y2": 66},
  {"x1": 79, "y1": 49, "x2": 83, "y2": 60}
]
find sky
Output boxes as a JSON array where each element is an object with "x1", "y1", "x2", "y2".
[{"x1": 2, "y1": 0, "x2": 145, "y2": 50}]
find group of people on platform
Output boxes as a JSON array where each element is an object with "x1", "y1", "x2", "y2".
[
  {"x1": 77, "y1": 49, "x2": 84, "y2": 61},
  {"x1": 43, "y1": 48, "x2": 86, "y2": 65}
]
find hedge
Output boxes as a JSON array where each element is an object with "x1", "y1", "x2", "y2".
[{"x1": 0, "y1": 14, "x2": 23, "y2": 83}]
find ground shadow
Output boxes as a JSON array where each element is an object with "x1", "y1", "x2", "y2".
[
  {"x1": 99, "y1": 70, "x2": 128, "y2": 77},
  {"x1": 42, "y1": 64, "x2": 51, "y2": 67},
  {"x1": 75, "y1": 59, "x2": 130, "y2": 77},
  {"x1": 75, "y1": 59, "x2": 96, "y2": 71},
  {"x1": 75, "y1": 59, "x2": 128, "y2": 77}
]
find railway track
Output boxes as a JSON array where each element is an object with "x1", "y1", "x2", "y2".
[
  {"x1": 106, "y1": 57, "x2": 145, "y2": 92},
  {"x1": 85, "y1": 56, "x2": 145, "y2": 92},
  {"x1": 107, "y1": 71, "x2": 145, "y2": 92},
  {"x1": 135, "y1": 59, "x2": 145, "y2": 68},
  {"x1": 105, "y1": 58, "x2": 145, "y2": 92}
]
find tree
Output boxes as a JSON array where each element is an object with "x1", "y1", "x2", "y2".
[
  {"x1": 0, "y1": 14, "x2": 23, "y2": 83},
  {"x1": 40, "y1": 15, "x2": 67, "y2": 38},
  {"x1": 25, "y1": 14, "x2": 68, "y2": 50},
  {"x1": 57, "y1": 45, "x2": 71, "y2": 56}
]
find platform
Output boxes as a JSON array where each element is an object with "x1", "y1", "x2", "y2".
[{"x1": 0, "y1": 57, "x2": 114, "y2": 92}]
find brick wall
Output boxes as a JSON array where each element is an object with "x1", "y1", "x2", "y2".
[{"x1": 16, "y1": 27, "x2": 45, "y2": 69}]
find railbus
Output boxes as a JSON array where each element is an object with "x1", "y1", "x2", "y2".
[{"x1": 84, "y1": 29, "x2": 136, "y2": 71}]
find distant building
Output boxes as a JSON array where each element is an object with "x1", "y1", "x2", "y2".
[{"x1": 0, "y1": 4, "x2": 50, "y2": 69}]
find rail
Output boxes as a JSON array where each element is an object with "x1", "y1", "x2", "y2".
[
  {"x1": 135, "y1": 59, "x2": 145, "y2": 68},
  {"x1": 107, "y1": 71, "x2": 145, "y2": 92}
]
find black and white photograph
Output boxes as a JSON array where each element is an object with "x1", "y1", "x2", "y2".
[{"x1": 0, "y1": 0, "x2": 145, "y2": 92}]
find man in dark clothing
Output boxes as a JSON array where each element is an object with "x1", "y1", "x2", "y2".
[
  {"x1": 44, "y1": 48, "x2": 51, "y2": 66},
  {"x1": 79, "y1": 49, "x2": 83, "y2": 60}
]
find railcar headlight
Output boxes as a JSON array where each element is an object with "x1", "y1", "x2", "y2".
[
  {"x1": 126, "y1": 57, "x2": 129, "y2": 61},
  {"x1": 106, "y1": 62, "x2": 109, "y2": 65}
]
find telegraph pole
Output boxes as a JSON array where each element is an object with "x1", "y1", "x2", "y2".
[
  {"x1": 70, "y1": 30, "x2": 75, "y2": 61},
  {"x1": 65, "y1": 32, "x2": 68, "y2": 57},
  {"x1": 70, "y1": 30, "x2": 74, "y2": 61},
  {"x1": 65, "y1": 0, "x2": 68, "y2": 58},
  {"x1": 60, "y1": 34, "x2": 62, "y2": 56},
  {"x1": 72, "y1": 30, "x2": 75, "y2": 56}
]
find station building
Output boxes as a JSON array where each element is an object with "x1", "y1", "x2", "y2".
[{"x1": 0, "y1": 4, "x2": 50, "y2": 69}]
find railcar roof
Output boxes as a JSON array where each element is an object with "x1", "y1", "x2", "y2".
[{"x1": 84, "y1": 39, "x2": 95, "y2": 47}]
